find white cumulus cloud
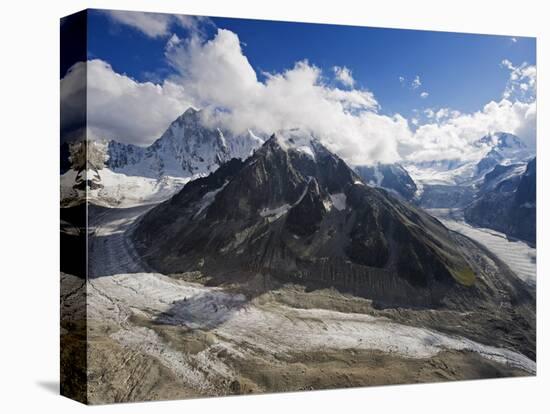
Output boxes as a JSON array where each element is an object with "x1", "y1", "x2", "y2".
[
  {"x1": 61, "y1": 59, "x2": 191, "y2": 145},
  {"x1": 501, "y1": 59, "x2": 536, "y2": 102},
  {"x1": 411, "y1": 75, "x2": 422, "y2": 89},
  {"x1": 333, "y1": 66, "x2": 355, "y2": 87},
  {"x1": 402, "y1": 99, "x2": 536, "y2": 161},
  {"x1": 104, "y1": 10, "x2": 211, "y2": 38},
  {"x1": 165, "y1": 29, "x2": 398, "y2": 164},
  {"x1": 105, "y1": 11, "x2": 173, "y2": 38}
]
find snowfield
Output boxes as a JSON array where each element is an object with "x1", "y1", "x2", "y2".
[
  {"x1": 405, "y1": 160, "x2": 479, "y2": 186},
  {"x1": 61, "y1": 168, "x2": 190, "y2": 208},
  {"x1": 329, "y1": 193, "x2": 347, "y2": 211}
]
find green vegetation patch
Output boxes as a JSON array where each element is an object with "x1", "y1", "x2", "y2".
[{"x1": 450, "y1": 266, "x2": 476, "y2": 286}]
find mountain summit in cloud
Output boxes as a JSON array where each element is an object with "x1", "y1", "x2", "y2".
[{"x1": 106, "y1": 107, "x2": 264, "y2": 179}]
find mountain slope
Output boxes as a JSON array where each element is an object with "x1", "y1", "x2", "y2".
[
  {"x1": 465, "y1": 157, "x2": 536, "y2": 245},
  {"x1": 132, "y1": 130, "x2": 532, "y2": 312}
]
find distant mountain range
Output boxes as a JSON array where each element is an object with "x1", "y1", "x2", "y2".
[
  {"x1": 353, "y1": 133, "x2": 536, "y2": 245},
  {"x1": 405, "y1": 132, "x2": 533, "y2": 187},
  {"x1": 407, "y1": 132, "x2": 536, "y2": 245}
]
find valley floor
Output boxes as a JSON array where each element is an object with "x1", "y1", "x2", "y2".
[{"x1": 62, "y1": 203, "x2": 536, "y2": 404}]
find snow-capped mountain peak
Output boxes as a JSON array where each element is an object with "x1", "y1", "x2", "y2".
[
  {"x1": 478, "y1": 132, "x2": 526, "y2": 150},
  {"x1": 105, "y1": 107, "x2": 264, "y2": 179},
  {"x1": 475, "y1": 132, "x2": 532, "y2": 178},
  {"x1": 406, "y1": 131, "x2": 534, "y2": 186}
]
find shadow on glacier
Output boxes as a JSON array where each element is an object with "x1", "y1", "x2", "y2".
[
  {"x1": 152, "y1": 289, "x2": 250, "y2": 330},
  {"x1": 88, "y1": 203, "x2": 156, "y2": 279}
]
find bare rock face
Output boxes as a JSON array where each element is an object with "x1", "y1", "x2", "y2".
[
  {"x1": 417, "y1": 184, "x2": 476, "y2": 209},
  {"x1": 133, "y1": 130, "x2": 532, "y2": 310}
]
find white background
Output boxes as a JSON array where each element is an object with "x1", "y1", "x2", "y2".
[{"x1": 0, "y1": 0, "x2": 547, "y2": 412}]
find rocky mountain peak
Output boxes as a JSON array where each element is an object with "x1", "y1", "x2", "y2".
[
  {"x1": 494, "y1": 132, "x2": 525, "y2": 149},
  {"x1": 177, "y1": 106, "x2": 200, "y2": 121},
  {"x1": 477, "y1": 132, "x2": 527, "y2": 160},
  {"x1": 133, "y1": 133, "x2": 487, "y2": 308},
  {"x1": 475, "y1": 132, "x2": 531, "y2": 177}
]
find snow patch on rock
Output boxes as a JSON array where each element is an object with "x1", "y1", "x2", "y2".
[
  {"x1": 260, "y1": 204, "x2": 290, "y2": 221},
  {"x1": 194, "y1": 182, "x2": 229, "y2": 218},
  {"x1": 329, "y1": 193, "x2": 347, "y2": 211},
  {"x1": 275, "y1": 128, "x2": 318, "y2": 160}
]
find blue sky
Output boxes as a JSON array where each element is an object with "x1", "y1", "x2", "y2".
[{"x1": 87, "y1": 9, "x2": 535, "y2": 120}]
